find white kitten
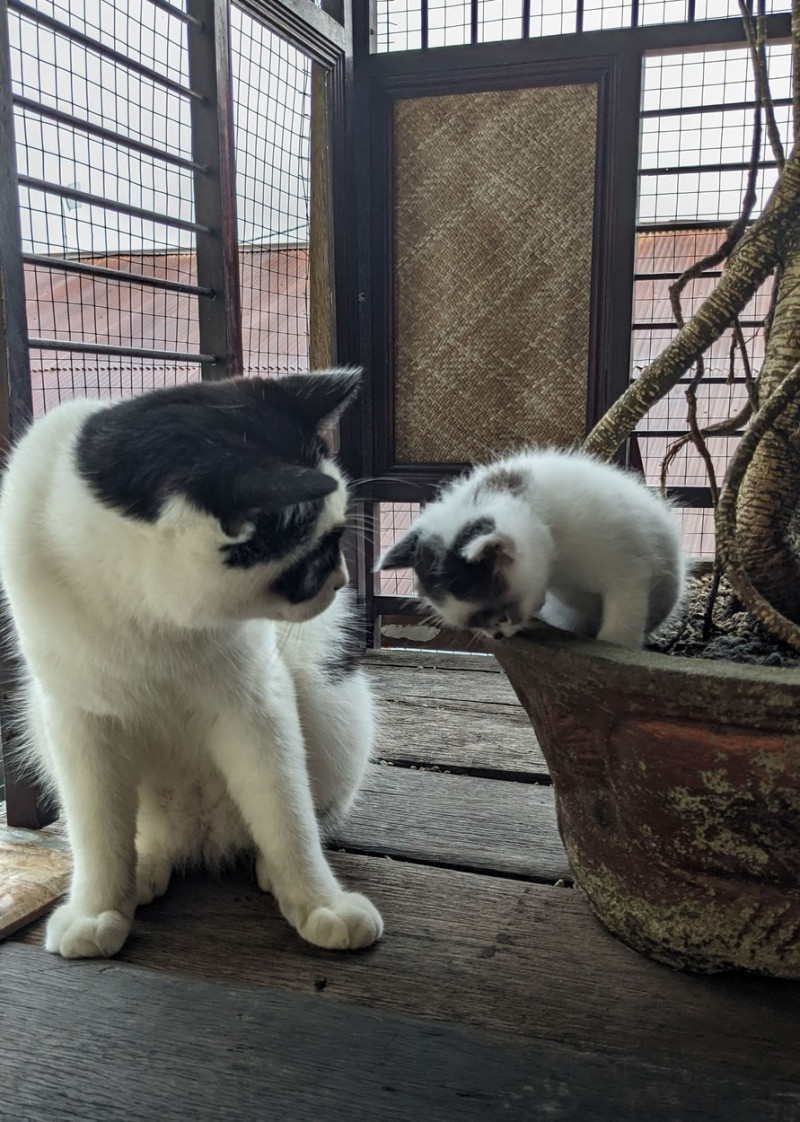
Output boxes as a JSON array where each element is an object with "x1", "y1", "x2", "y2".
[
  {"x1": 0, "y1": 371, "x2": 383, "y2": 959},
  {"x1": 379, "y1": 450, "x2": 685, "y2": 649}
]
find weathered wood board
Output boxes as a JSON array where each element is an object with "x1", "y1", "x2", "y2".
[
  {"x1": 370, "y1": 691, "x2": 547, "y2": 776},
  {"x1": 3, "y1": 941, "x2": 796, "y2": 1122},
  {"x1": 333, "y1": 763, "x2": 568, "y2": 881},
  {"x1": 0, "y1": 805, "x2": 69, "y2": 940},
  {"x1": 16, "y1": 853, "x2": 800, "y2": 1096}
]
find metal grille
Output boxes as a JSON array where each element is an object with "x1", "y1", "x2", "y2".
[
  {"x1": 376, "y1": 502, "x2": 420, "y2": 596},
  {"x1": 6, "y1": 0, "x2": 315, "y2": 419},
  {"x1": 634, "y1": 43, "x2": 794, "y2": 557},
  {"x1": 376, "y1": 0, "x2": 793, "y2": 50},
  {"x1": 7, "y1": 0, "x2": 209, "y2": 417},
  {"x1": 230, "y1": 6, "x2": 312, "y2": 377}
]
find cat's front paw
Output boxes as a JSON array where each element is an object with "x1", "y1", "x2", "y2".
[
  {"x1": 298, "y1": 892, "x2": 383, "y2": 951},
  {"x1": 45, "y1": 903, "x2": 131, "y2": 959}
]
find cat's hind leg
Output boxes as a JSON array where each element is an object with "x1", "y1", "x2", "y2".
[
  {"x1": 597, "y1": 571, "x2": 650, "y2": 649},
  {"x1": 293, "y1": 665, "x2": 375, "y2": 833},
  {"x1": 134, "y1": 788, "x2": 174, "y2": 905}
]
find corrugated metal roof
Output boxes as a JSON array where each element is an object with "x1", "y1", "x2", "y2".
[{"x1": 25, "y1": 245, "x2": 309, "y2": 415}]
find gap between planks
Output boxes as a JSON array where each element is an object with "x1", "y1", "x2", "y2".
[{"x1": 333, "y1": 763, "x2": 569, "y2": 883}]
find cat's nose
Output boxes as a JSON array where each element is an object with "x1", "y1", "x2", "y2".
[{"x1": 331, "y1": 559, "x2": 348, "y2": 592}]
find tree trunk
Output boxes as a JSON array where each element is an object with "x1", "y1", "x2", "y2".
[{"x1": 731, "y1": 222, "x2": 800, "y2": 622}]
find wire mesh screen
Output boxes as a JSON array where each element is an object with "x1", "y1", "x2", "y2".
[
  {"x1": 376, "y1": 502, "x2": 421, "y2": 596},
  {"x1": 376, "y1": 0, "x2": 792, "y2": 50},
  {"x1": 634, "y1": 43, "x2": 794, "y2": 558},
  {"x1": 8, "y1": 0, "x2": 314, "y2": 417},
  {"x1": 8, "y1": 0, "x2": 202, "y2": 416},
  {"x1": 230, "y1": 6, "x2": 312, "y2": 377}
]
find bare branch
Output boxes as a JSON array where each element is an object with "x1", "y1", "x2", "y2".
[
  {"x1": 739, "y1": 0, "x2": 786, "y2": 168},
  {"x1": 583, "y1": 144, "x2": 800, "y2": 462},
  {"x1": 731, "y1": 317, "x2": 758, "y2": 409},
  {"x1": 716, "y1": 359, "x2": 800, "y2": 651},
  {"x1": 702, "y1": 562, "x2": 722, "y2": 641},
  {"x1": 668, "y1": 91, "x2": 762, "y2": 321},
  {"x1": 659, "y1": 398, "x2": 752, "y2": 498}
]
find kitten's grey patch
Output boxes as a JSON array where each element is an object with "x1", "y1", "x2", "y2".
[
  {"x1": 476, "y1": 468, "x2": 528, "y2": 498},
  {"x1": 413, "y1": 536, "x2": 449, "y2": 602},
  {"x1": 452, "y1": 516, "x2": 495, "y2": 556}
]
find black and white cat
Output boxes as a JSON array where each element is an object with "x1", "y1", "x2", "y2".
[
  {"x1": 0, "y1": 370, "x2": 383, "y2": 958},
  {"x1": 379, "y1": 450, "x2": 685, "y2": 649}
]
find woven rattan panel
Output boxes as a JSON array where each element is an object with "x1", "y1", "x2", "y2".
[{"x1": 394, "y1": 83, "x2": 597, "y2": 463}]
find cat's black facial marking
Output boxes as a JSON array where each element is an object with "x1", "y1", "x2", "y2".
[
  {"x1": 452, "y1": 516, "x2": 495, "y2": 556},
  {"x1": 378, "y1": 530, "x2": 420, "y2": 571},
  {"x1": 272, "y1": 526, "x2": 345, "y2": 604},
  {"x1": 76, "y1": 375, "x2": 360, "y2": 554},
  {"x1": 414, "y1": 531, "x2": 508, "y2": 607},
  {"x1": 222, "y1": 503, "x2": 321, "y2": 569},
  {"x1": 411, "y1": 536, "x2": 449, "y2": 602}
]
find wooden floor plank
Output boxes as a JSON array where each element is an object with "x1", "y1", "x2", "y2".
[
  {"x1": 3, "y1": 941, "x2": 794, "y2": 1122},
  {"x1": 333, "y1": 763, "x2": 568, "y2": 881},
  {"x1": 372, "y1": 692, "x2": 548, "y2": 775},
  {"x1": 364, "y1": 661, "x2": 520, "y2": 707},
  {"x1": 0, "y1": 805, "x2": 69, "y2": 940},
  {"x1": 16, "y1": 854, "x2": 800, "y2": 1094},
  {"x1": 363, "y1": 649, "x2": 502, "y2": 673}
]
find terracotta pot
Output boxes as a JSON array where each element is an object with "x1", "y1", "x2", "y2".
[{"x1": 491, "y1": 624, "x2": 800, "y2": 977}]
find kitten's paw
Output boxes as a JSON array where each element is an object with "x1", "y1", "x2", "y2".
[
  {"x1": 255, "y1": 854, "x2": 273, "y2": 895},
  {"x1": 298, "y1": 892, "x2": 383, "y2": 951},
  {"x1": 135, "y1": 853, "x2": 171, "y2": 905},
  {"x1": 45, "y1": 904, "x2": 131, "y2": 959}
]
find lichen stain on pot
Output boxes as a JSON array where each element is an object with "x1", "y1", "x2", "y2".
[
  {"x1": 603, "y1": 719, "x2": 800, "y2": 882},
  {"x1": 567, "y1": 834, "x2": 800, "y2": 976}
]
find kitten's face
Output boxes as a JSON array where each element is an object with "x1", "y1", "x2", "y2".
[
  {"x1": 379, "y1": 510, "x2": 549, "y2": 640},
  {"x1": 76, "y1": 370, "x2": 360, "y2": 627}
]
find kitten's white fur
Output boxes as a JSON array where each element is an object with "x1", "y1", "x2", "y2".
[
  {"x1": 0, "y1": 398, "x2": 382, "y2": 958},
  {"x1": 389, "y1": 450, "x2": 685, "y2": 649}
]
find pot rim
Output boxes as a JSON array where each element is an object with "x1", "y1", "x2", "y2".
[{"x1": 489, "y1": 621, "x2": 800, "y2": 691}]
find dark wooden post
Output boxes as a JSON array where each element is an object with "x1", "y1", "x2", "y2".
[
  {"x1": 0, "y1": 0, "x2": 53, "y2": 827},
  {"x1": 187, "y1": 0, "x2": 244, "y2": 380}
]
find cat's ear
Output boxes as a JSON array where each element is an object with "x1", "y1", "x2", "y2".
[
  {"x1": 461, "y1": 531, "x2": 516, "y2": 565},
  {"x1": 377, "y1": 530, "x2": 420, "y2": 570},
  {"x1": 232, "y1": 463, "x2": 338, "y2": 513},
  {"x1": 277, "y1": 368, "x2": 362, "y2": 430}
]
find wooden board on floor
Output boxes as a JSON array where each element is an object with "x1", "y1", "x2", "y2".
[
  {"x1": 363, "y1": 661, "x2": 521, "y2": 707},
  {"x1": 364, "y1": 649, "x2": 547, "y2": 775},
  {"x1": 364, "y1": 649, "x2": 503, "y2": 674},
  {"x1": 0, "y1": 805, "x2": 69, "y2": 940},
  {"x1": 3, "y1": 941, "x2": 795, "y2": 1122},
  {"x1": 16, "y1": 852, "x2": 800, "y2": 1102},
  {"x1": 333, "y1": 763, "x2": 568, "y2": 881},
  {"x1": 372, "y1": 693, "x2": 547, "y2": 776}
]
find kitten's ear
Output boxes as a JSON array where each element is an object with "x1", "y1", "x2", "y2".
[
  {"x1": 462, "y1": 532, "x2": 516, "y2": 565},
  {"x1": 278, "y1": 368, "x2": 362, "y2": 430},
  {"x1": 232, "y1": 463, "x2": 338, "y2": 513},
  {"x1": 377, "y1": 530, "x2": 420, "y2": 570}
]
